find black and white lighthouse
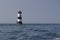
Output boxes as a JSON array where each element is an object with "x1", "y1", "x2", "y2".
[{"x1": 16, "y1": 10, "x2": 22, "y2": 25}]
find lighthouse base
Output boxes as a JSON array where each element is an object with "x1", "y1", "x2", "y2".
[
  {"x1": 18, "y1": 21, "x2": 22, "y2": 24},
  {"x1": 16, "y1": 21, "x2": 22, "y2": 27}
]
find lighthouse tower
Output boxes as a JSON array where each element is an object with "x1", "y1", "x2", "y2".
[{"x1": 17, "y1": 10, "x2": 22, "y2": 25}]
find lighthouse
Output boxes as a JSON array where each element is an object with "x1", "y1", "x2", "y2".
[{"x1": 16, "y1": 10, "x2": 22, "y2": 25}]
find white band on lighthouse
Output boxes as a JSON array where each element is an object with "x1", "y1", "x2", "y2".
[
  {"x1": 17, "y1": 14, "x2": 20, "y2": 17},
  {"x1": 17, "y1": 19, "x2": 20, "y2": 22}
]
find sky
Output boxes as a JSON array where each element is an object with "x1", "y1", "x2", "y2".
[{"x1": 0, "y1": 0, "x2": 60, "y2": 23}]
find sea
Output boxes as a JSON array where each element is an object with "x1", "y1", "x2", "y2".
[{"x1": 0, "y1": 24, "x2": 60, "y2": 40}]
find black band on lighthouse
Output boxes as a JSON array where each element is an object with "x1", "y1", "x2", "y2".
[{"x1": 17, "y1": 17, "x2": 22, "y2": 19}]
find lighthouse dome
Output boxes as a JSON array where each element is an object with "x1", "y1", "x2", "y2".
[{"x1": 18, "y1": 9, "x2": 22, "y2": 14}]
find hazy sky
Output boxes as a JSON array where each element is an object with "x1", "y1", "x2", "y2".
[{"x1": 0, "y1": 0, "x2": 60, "y2": 23}]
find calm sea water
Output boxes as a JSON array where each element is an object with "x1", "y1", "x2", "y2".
[{"x1": 0, "y1": 24, "x2": 60, "y2": 40}]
